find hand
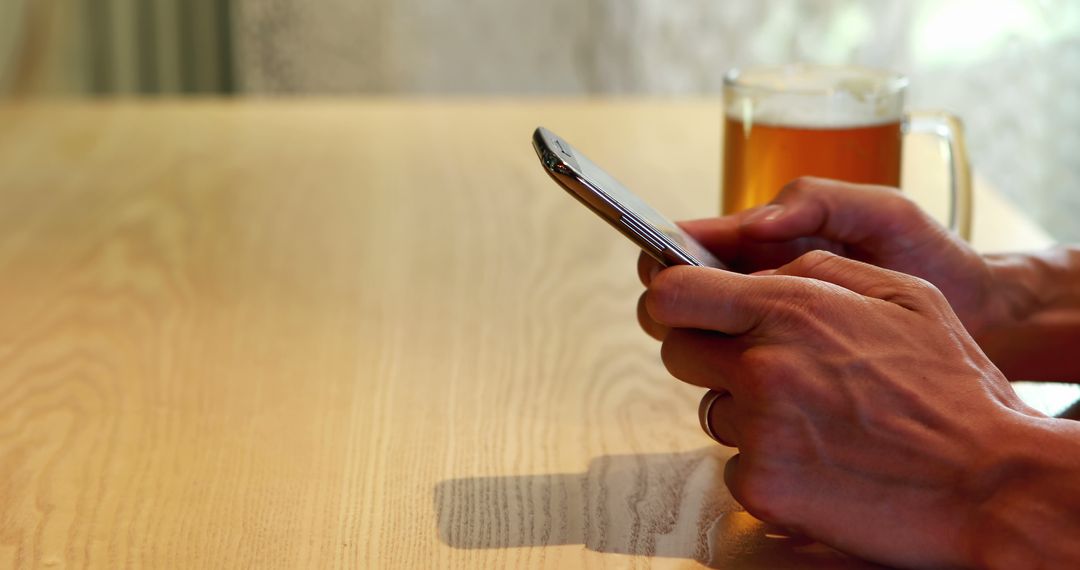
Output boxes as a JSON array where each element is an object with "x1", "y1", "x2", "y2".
[
  {"x1": 637, "y1": 178, "x2": 1003, "y2": 337},
  {"x1": 645, "y1": 251, "x2": 1043, "y2": 567}
]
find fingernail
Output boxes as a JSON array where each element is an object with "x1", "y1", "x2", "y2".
[{"x1": 740, "y1": 204, "x2": 785, "y2": 226}]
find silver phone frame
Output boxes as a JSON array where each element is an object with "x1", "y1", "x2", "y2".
[{"x1": 532, "y1": 127, "x2": 723, "y2": 268}]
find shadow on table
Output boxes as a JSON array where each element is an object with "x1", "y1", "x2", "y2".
[{"x1": 434, "y1": 447, "x2": 883, "y2": 569}]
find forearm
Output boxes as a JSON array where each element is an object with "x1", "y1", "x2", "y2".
[
  {"x1": 977, "y1": 247, "x2": 1080, "y2": 381},
  {"x1": 966, "y1": 416, "x2": 1080, "y2": 568}
]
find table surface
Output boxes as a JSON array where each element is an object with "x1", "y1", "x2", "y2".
[{"x1": 0, "y1": 100, "x2": 1063, "y2": 569}]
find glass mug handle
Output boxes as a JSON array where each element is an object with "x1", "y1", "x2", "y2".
[{"x1": 904, "y1": 111, "x2": 974, "y2": 241}]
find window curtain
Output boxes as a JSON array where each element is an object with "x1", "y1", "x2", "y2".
[{"x1": 1, "y1": 0, "x2": 233, "y2": 95}]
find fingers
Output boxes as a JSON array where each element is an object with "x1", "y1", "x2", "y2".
[
  {"x1": 676, "y1": 217, "x2": 743, "y2": 261},
  {"x1": 637, "y1": 251, "x2": 663, "y2": 286},
  {"x1": 645, "y1": 252, "x2": 947, "y2": 339},
  {"x1": 644, "y1": 266, "x2": 788, "y2": 336},
  {"x1": 722, "y1": 454, "x2": 778, "y2": 522},
  {"x1": 637, "y1": 292, "x2": 669, "y2": 340},
  {"x1": 723, "y1": 454, "x2": 751, "y2": 512},
  {"x1": 774, "y1": 250, "x2": 944, "y2": 309},
  {"x1": 739, "y1": 177, "x2": 934, "y2": 250},
  {"x1": 660, "y1": 328, "x2": 742, "y2": 391},
  {"x1": 699, "y1": 390, "x2": 740, "y2": 447}
]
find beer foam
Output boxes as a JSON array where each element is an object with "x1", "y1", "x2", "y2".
[{"x1": 725, "y1": 65, "x2": 906, "y2": 129}]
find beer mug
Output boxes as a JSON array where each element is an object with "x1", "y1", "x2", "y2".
[{"x1": 722, "y1": 64, "x2": 972, "y2": 240}]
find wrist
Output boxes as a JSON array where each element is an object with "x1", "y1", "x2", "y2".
[
  {"x1": 961, "y1": 414, "x2": 1080, "y2": 568},
  {"x1": 982, "y1": 248, "x2": 1080, "y2": 332}
]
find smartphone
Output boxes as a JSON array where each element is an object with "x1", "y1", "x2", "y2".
[{"x1": 532, "y1": 127, "x2": 724, "y2": 269}]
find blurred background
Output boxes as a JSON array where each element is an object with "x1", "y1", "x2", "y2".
[{"x1": 0, "y1": 0, "x2": 1077, "y2": 241}]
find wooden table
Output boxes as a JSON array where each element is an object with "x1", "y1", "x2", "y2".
[{"x1": 0, "y1": 100, "x2": 1065, "y2": 568}]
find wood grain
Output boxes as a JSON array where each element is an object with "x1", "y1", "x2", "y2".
[{"x1": 0, "y1": 100, "x2": 1056, "y2": 569}]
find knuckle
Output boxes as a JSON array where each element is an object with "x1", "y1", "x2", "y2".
[
  {"x1": 739, "y1": 345, "x2": 774, "y2": 371},
  {"x1": 906, "y1": 275, "x2": 939, "y2": 296},
  {"x1": 794, "y1": 249, "x2": 838, "y2": 272},
  {"x1": 877, "y1": 190, "x2": 945, "y2": 239},
  {"x1": 783, "y1": 175, "x2": 821, "y2": 195},
  {"x1": 774, "y1": 176, "x2": 819, "y2": 203},
  {"x1": 886, "y1": 192, "x2": 923, "y2": 219},
  {"x1": 872, "y1": 274, "x2": 945, "y2": 308},
  {"x1": 779, "y1": 250, "x2": 844, "y2": 284},
  {"x1": 738, "y1": 346, "x2": 791, "y2": 400},
  {"x1": 762, "y1": 276, "x2": 838, "y2": 326}
]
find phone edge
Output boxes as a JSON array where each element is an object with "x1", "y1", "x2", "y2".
[{"x1": 532, "y1": 127, "x2": 707, "y2": 268}]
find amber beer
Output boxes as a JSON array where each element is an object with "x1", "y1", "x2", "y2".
[
  {"x1": 722, "y1": 116, "x2": 903, "y2": 214},
  {"x1": 721, "y1": 65, "x2": 971, "y2": 237}
]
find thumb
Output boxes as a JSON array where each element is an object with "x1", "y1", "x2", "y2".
[{"x1": 739, "y1": 177, "x2": 931, "y2": 251}]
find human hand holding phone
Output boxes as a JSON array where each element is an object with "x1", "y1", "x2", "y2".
[{"x1": 636, "y1": 177, "x2": 1002, "y2": 339}]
